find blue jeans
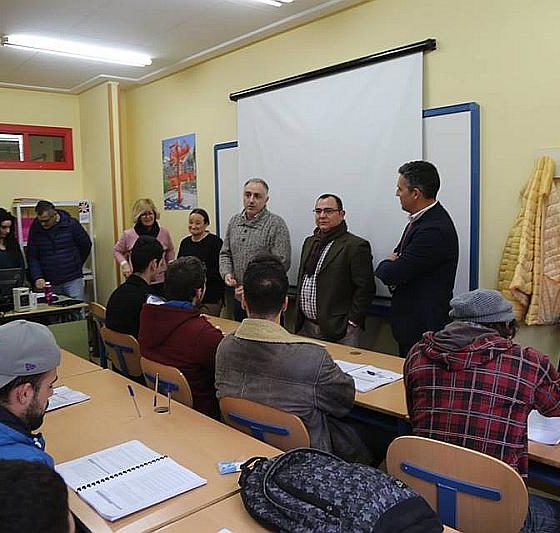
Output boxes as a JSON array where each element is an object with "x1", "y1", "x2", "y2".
[
  {"x1": 53, "y1": 278, "x2": 85, "y2": 301},
  {"x1": 522, "y1": 494, "x2": 560, "y2": 533}
]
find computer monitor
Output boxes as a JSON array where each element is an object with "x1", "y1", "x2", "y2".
[{"x1": 0, "y1": 268, "x2": 26, "y2": 311}]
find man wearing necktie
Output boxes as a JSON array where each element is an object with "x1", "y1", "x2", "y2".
[{"x1": 376, "y1": 161, "x2": 459, "y2": 357}]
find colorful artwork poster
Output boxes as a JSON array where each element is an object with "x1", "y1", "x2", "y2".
[{"x1": 162, "y1": 133, "x2": 197, "y2": 210}]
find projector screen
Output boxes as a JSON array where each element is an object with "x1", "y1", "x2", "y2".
[{"x1": 236, "y1": 53, "x2": 423, "y2": 289}]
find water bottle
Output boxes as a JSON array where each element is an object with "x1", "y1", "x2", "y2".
[{"x1": 44, "y1": 282, "x2": 53, "y2": 305}]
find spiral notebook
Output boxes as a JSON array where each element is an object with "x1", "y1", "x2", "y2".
[{"x1": 56, "y1": 440, "x2": 207, "y2": 521}]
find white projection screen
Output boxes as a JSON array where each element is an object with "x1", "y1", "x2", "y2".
[{"x1": 237, "y1": 53, "x2": 423, "y2": 289}]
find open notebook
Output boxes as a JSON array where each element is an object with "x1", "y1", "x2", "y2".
[
  {"x1": 56, "y1": 440, "x2": 207, "y2": 521},
  {"x1": 335, "y1": 360, "x2": 402, "y2": 393}
]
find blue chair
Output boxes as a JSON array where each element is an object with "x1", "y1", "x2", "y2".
[
  {"x1": 100, "y1": 326, "x2": 143, "y2": 380},
  {"x1": 219, "y1": 397, "x2": 310, "y2": 451},
  {"x1": 386, "y1": 436, "x2": 528, "y2": 533}
]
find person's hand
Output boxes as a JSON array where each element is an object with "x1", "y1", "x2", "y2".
[
  {"x1": 224, "y1": 274, "x2": 237, "y2": 287},
  {"x1": 121, "y1": 261, "x2": 132, "y2": 278},
  {"x1": 387, "y1": 252, "x2": 399, "y2": 261},
  {"x1": 35, "y1": 278, "x2": 46, "y2": 290},
  {"x1": 234, "y1": 285, "x2": 244, "y2": 298}
]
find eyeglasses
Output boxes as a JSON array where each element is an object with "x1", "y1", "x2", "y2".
[{"x1": 313, "y1": 208, "x2": 341, "y2": 215}]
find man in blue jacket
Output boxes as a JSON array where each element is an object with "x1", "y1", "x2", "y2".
[
  {"x1": 0, "y1": 320, "x2": 61, "y2": 467},
  {"x1": 376, "y1": 161, "x2": 459, "y2": 357},
  {"x1": 27, "y1": 200, "x2": 92, "y2": 300}
]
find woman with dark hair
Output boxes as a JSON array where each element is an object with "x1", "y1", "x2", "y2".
[
  {"x1": 0, "y1": 208, "x2": 24, "y2": 270},
  {"x1": 178, "y1": 208, "x2": 224, "y2": 316}
]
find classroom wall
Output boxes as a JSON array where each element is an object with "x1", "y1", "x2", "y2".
[
  {"x1": 122, "y1": 0, "x2": 560, "y2": 357},
  {"x1": 0, "y1": 87, "x2": 83, "y2": 205},
  {"x1": 79, "y1": 82, "x2": 123, "y2": 304}
]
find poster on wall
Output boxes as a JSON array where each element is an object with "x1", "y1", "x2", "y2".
[{"x1": 162, "y1": 133, "x2": 197, "y2": 210}]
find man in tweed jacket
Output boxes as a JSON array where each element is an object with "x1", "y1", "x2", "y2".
[{"x1": 219, "y1": 178, "x2": 291, "y2": 321}]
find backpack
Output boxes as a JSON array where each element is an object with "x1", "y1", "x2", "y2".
[{"x1": 239, "y1": 448, "x2": 442, "y2": 533}]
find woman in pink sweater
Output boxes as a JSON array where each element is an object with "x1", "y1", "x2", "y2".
[{"x1": 113, "y1": 198, "x2": 175, "y2": 296}]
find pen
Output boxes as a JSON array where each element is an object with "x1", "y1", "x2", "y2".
[
  {"x1": 366, "y1": 370, "x2": 376, "y2": 376},
  {"x1": 127, "y1": 385, "x2": 142, "y2": 418},
  {"x1": 154, "y1": 373, "x2": 159, "y2": 408}
]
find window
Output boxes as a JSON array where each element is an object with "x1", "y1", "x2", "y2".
[{"x1": 0, "y1": 124, "x2": 74, "y2": 170}]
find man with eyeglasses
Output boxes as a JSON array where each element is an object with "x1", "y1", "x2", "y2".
[
  {"x1": 296, "y1": 194, "x2": 375, "y2": 345},
  {"x1": 376, "y1": 161, "x2": 458, "y2": 357},
  {"x1": 219, "y1": 178, "x2": 291, "y2": 321},
  {"x1": 27, "y1": 200, "x2": 92, "y2": 301}
]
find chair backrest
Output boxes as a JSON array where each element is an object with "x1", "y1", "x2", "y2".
[
  {"x1": 89, "y1": 302, "x2": 107, "y2": 368},
  {"x1": 219, "y1": 397, "x2": 310, "y2": 451},
  {"x1": 100, "y1": 326, "x2": 143, "y2": 378},
  {"x1": 140, "y1": 356, "x2": 193, "y2": 407},
  {"x1": 386, "y1": 436, "x2": 528, "y2": 533}
]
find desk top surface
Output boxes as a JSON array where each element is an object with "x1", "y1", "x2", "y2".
[
  {"x1": 157, "y1": 492, "x2": 460, "y2": 532},
  {"x1": 43, "y1": 369, "x2": 279, "y2": 533},
  {"x1": 1, "y1": 300, "x2": 87, "y2": 319},
  {"x1": 210, "y1": 317, "x2": 408, "y2": 418},
  {"x1": 58, "y1": 350, "x2": 102, "y2": 381},
  {"x1": 210, "y1": 317, "x2": 560, "y2": 469}
]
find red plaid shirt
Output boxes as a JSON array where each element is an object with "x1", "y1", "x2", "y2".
[{"x1": 404, "y1": 323, "x2": 560, "y2": 476}]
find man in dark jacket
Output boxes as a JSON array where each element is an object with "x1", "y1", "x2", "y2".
[
  {"x1": 296, "y1": 194, "x2": 375, "y2": 346},
  {"x1": 405, "y1": 288, "x2": 560, "y2": 533},
  {"x1": 376, "y1": 161, "x2": 458, "y2": 357},
  {"x1": 27, "y1": 200, "x2": 92, "y2": 300},
  {"x1": 106, "y1": 236, "x2": 163, "y2": 338},
  {"x1": 139, "y1": 257, "x2": 223, "y2": 418}
]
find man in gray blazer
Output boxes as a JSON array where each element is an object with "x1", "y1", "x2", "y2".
[{"x1": 296, "y1": 194, "x2": 375, "y2": 345}]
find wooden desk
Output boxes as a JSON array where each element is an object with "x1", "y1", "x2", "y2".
[
  {"x1": 210, "y1": 316, "x2": 408, "y2": 418},
  {"x1": 157, "y1": 493, "x2": 267, "y2": 532},
  {"x1": 43, "y1": 369, "x2": 279, "y2": 533},
  {"x1": 158, "y1": 493, "x2": 460, "y2": 532},
  {"x1": 58, "y1": 349, "x2": 102, "y2": 381},
  {"x1": 210, "y1": 317, "x2": 560, "y2": 483}
]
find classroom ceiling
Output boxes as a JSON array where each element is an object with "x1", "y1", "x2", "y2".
[{"x1": 0, "y1": 0, "x2": 365, "y2": 94}]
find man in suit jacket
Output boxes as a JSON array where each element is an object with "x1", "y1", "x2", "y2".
[
  {"x1": 376, "y1": 161, "x2": 459, "y2": 357},
  {"x1": 296, "y1": 194, "x2": 375, "y2": 345}
]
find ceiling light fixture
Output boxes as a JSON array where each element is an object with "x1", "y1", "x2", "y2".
[
  {"x1": 1, "y1": 34, "x2": 152, "y2": 67},
  {"x1": 253, "y1": 0, "x2": 283, "y2": 7}
]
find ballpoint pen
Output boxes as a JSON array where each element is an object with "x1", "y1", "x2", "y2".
[{"x1": 128, "y1": 385, "x2": 142, "y2": 417}]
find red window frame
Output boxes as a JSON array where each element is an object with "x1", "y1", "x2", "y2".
[{"x1": 0, "y1": 123, "x2": 74, "y2": 170}]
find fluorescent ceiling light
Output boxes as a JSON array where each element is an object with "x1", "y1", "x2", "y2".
[
  {"x1": 1, "y1": 34, "x2": 152, "y2": 67},
  {"x1": 253, "y1": 0, "x2": 283, "y2": 6}
]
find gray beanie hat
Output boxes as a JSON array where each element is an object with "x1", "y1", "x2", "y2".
[
  {"x1": 449, "y1": 289, "x2": 515, "y2": 324},
  {"x1": 0, "y1": 320, "x2": 60, "y2": 388}
]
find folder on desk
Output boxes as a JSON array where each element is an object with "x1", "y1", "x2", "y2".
[{"x1": 56, "y1": 440, "x2": 207, "y2": 521}]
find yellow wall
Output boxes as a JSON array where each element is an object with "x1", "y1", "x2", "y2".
[
  {"x1": 79, "y1": 83, "x2": 123, "y2": 304},
  {"x1": 122, "y1": 0, "x2": 560, "y2": 355},
  {"x1": 0, "y1": 87, "x2": 83, "y2": 205}
]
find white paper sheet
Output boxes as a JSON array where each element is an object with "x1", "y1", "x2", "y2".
[
  {"x1": 334, "y1": 360, "x2": 402, "y2": 393},
  {"x1": 528, "y1": 410, "x2": 560, "y2": 445},
  {"x1": 46, "y1": 386, "x2": 90, "y2": 412}
]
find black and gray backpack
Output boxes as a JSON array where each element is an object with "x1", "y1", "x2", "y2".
[{"x1": 239, "y1": 448, "x2": 442, "y2": 532}]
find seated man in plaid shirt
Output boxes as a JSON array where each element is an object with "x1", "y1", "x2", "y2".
[{"x1": 405, "y1": 288, "x2": 560, "y2": 533}]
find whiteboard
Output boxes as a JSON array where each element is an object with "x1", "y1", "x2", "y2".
[{"x1": 214, "y1": 102, "x2": 479, "y2": 298}]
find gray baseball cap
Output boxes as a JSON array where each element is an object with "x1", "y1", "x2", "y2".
[{"x1": 0, "y1": 320, "x2": 61, "y2": 388}]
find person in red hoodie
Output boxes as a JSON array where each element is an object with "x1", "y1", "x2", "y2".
[{"x1": 139, "y1": 256, "x2": 223, "y2": 418}]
